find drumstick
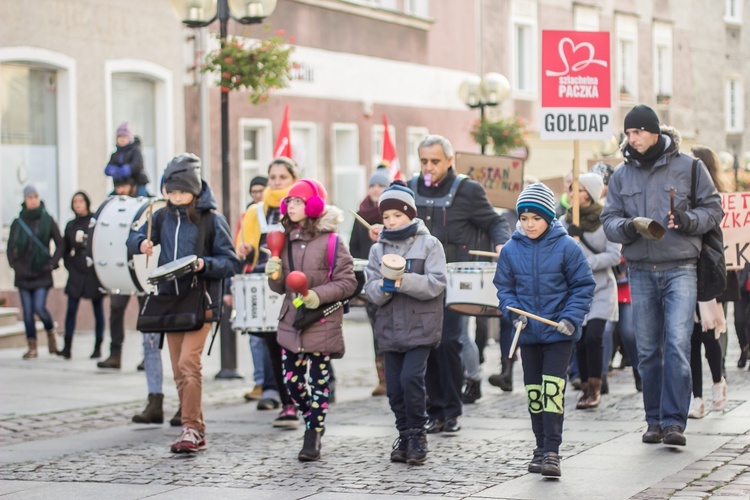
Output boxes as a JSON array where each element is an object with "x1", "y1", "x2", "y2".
[
  {"x1": 469, "y1": 250, "x2": 500, "y2": 258},
  {"x1": 146, "y1": 200, "x2": 154, "y2": 267},
  {"x1": 509, "y1": 319, "x2": 524, "y2": 358},
  {"x1": 506, "y1": 306, "x2": 560, "y2": 328},
  {"x1": 670, "y1": 187, "x2": 675, "y2": 214},
  {"x1": 259, "y1": 247, "x2": 272, "y2": 255},
  {"x1": 349, "y1": 209, "x2": 373, "y2": 231}
]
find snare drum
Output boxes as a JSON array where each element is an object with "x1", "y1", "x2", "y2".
[
  {"x1": 148, "y1": 255, "x2": 198, "y2": 285},
  {"x1": 445, "y1": 262, "x2": 502, "y2": 317},
  {"x1": 231, "y1": 274, "x2": 283, "y2": 332},
  {"x1": 89, "y1": 196, "x2": 166, "y2": 295}
]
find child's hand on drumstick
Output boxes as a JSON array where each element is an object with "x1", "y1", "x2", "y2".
[
  {"x1": 140, "y1": 240, "x2": 154, "y2": 256},
  {"x1": 196, "y1": 258, "x2": 205, "y2": 272},
  {"x1": 369, "y1": 224, "x2": 384, "y2": 242},
  {"x1": 237, "y1": 242, "x2": 252, "y2": 258}
]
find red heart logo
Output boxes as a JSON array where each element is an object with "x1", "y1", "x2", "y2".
[{"x1": 512, "y1": 161, "x2": 520, "y2": 169}]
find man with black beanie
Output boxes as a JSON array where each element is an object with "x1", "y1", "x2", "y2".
[{"x1": 601, "y1": 104, "x2": 723, "y2": 448}]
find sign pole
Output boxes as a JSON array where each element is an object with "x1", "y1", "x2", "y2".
[{"x1": 572, "y1": 139, "x2": 580, "y2": 226}]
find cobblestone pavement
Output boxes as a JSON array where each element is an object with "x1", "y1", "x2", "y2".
[{"x1": 2, "y1": 313, "x2": 750, "y2": 498}]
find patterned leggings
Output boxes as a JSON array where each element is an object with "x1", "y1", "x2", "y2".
[{"x1": 282, "y1": 349, "x2": 331, "y2": 431}]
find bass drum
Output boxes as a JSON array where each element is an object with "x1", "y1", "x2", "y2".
[{"x1": 89, "y1": 196, "x2": 166, "y2": 295}]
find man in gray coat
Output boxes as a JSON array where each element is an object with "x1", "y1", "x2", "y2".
[{"x1": 601, "y1": 105, "x2": 723, "y2": 447}]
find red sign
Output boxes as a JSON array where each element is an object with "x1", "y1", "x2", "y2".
[
  {"x1": 540, "y1": 30, "x2": 612, "y2": 140},
  {"x1": 542, "y1": 30, "x2": 610, "y2": 108}
]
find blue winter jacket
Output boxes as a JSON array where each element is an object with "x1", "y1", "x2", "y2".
[
  {"x1": 494, "y1": 220, "x2": 595, "y2": 344},
  {"x1": 126, "y1": 181, "x2": 241, "y2": 319}
]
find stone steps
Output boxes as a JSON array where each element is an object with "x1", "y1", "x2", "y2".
[{"x1": 0, "y1": 307, "x2": 47, "y2": 349}]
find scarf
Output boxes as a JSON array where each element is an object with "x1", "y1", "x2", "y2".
[
  {"x1": 358, "y1": 196, "x2": 382, "y2": 225},
  {"x1": 236, "y1": 185, "x2": 292, "y2": 268},
  {"x1": 381, "y1": 219, "x2": 420, "y2": 241},
  {"x1": 13, "y1": 202, "x2": 52, "y2": 272},
  {"x1": 565, "y1": 203, "x2": 603, "y2": 232},
  {"x1": 695, "y1": 300, "x2": 727, "y2": 339},
  {"x1": 625, "y1": 134, "x2": 667, "y2": 167}
]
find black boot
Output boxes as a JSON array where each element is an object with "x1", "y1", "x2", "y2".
[
  {"x1": 390, "y1": 433, "x2": 408, "y2": 463},
  {"x1": 298, "y1": 428, "x2": 322, "y2": 462},
  {"x1": 90, "y1": 340, "x2": 102, "y2": 359},
  {"x1": 132, "y1": 394, "x2": 164, "y2": 424},
  {"x1": 498, "y1": 357, "x2": 514, "y2": 392},
  {"x1": 57, "y1": 336, "x2": 73, "y2": 359},
  {"x1": 739, "y1": 346, "x2": 749, "y2": 369},
  {"x1": 406, "y1": 429, "x2": 428, "y2": 465},
  {"x1": 461, "y1": 379, "x2": 482, "y2": 404},
  {"x1": 600, "y1": 374, "x2": 609, "y2": 395},
  {"x1": 170, "y1": 406, "x2": 182, "y2": 427}
]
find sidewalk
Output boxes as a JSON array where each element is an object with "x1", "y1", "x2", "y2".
[{"x1": 1, "y1": 307, "x2": 750, "y2": 499}]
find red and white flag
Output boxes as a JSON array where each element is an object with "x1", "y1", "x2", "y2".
[
  {"x1": 274, "y1": 105, "x2": 292, "y2": 158},
  {"x1": 381, "y1": 115, "x2": 401, "y2": 180}
]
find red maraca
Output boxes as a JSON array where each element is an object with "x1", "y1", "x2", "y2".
[
  {"x1": 265, "y1": 230, "x2": 286, "y2": 280},
  {"x1": 286, "y1": 271, "x2": 309, "y2": 308}
]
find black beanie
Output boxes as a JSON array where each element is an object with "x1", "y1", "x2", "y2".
[
  {"x1": 624, "y1": 105, "x2": 661, "y2": 134},
  {"x1": 164, "y1": 153, "x2": 202, "y2": 196}
]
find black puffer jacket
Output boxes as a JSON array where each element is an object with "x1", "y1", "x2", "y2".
[
  {"x1": 7, "y1": 210, "x2": 63, "y2": 289},
  {"x1": 105, "y1": 137, "x2": 148, "y2": 185},
  {"x1": 63, "y1": 214, "x2": 103, "y2": 299}
]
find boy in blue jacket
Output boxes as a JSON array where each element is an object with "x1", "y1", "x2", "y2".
[{"x1": 494, "y1": 182, "x2": 595, "y2": 478}]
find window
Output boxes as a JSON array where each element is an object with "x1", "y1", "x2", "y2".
[
  {"x1": 332, "y1": 123, "x2": 363, "y2": 241},
  {"x1": 653, "y1": 23, "x2": 673, "y2": 104},
  {"x1": 406, "y1": 126, "x2": 429, "y2": 179},
  {"x1": 511, "y1": 0, "x2": 537, "y2": 98},
  {"x1": 574, "y1": 5, "x2": 599, "y2": 31},
  {"x1": 726, "y1": 0, "x2": 743, "y2": 24},
  {"x1": 111, "y1": 74, "x2": 156, "y2": 193},
  {"x1": 371, "y1": 124, "x2": 396, "y2": 168},
  {"x1": 726, "y1": 78, "x2": 744, "y2": 133},
  {"x1": 238, "y1": 118, "x2": 272, "y2": 210},
  {"x1": 290, "y1": 121, "x2": 319, "y2": 180},
  {"x1": 616, "y1": 15, "x2": 638, "y2": 101},
  {"x1": 1, "y1": 63, "x2": 59, "y2": 227},
  {"x1": 405, "y1": 0, "x2": 429, "y2": 18}
]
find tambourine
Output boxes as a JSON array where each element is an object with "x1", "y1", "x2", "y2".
[
  {"x1": 381, "y1": 254, "x2": 406, "y2": 283},
  {"x1": 147, "y1": 255, "x2": 198, "y2": 285}
]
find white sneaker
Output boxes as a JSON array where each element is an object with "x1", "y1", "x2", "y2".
[
  {"x1": 688, "y1": 396, "x2": 705, "y2": 419},
  {"x1": 711, "y1": 378, "x2": 728, "y2": 411}
]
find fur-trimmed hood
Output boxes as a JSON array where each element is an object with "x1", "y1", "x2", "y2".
[{"x1": 312, "y1": 205, "x2": 344, "y2": 233}]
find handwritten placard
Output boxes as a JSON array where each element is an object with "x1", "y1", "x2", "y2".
[
  {"x1": 721, "y1": 192, "x2": 750, "y2": 268},
  {"x1": 455, "y1": 152, "x2": 525, "y2": 209}
]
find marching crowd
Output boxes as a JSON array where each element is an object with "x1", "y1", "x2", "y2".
[{"x1": 6, "y1": 105, "x2": 750, "y2": 478}]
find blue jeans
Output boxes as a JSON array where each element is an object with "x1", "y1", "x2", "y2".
[
  {"x1": 143, "y1": 333, "x2": 163, "y2": 394},
  {"x1": 617, "y1": 302, "x2": 638, "y2": 373},
  {"x1": 65, "y1": 296, "x2": 105, "y2": 343},
  {"x1": 249, "y1": 335, "x2": 272, "y2": 386},
  {"x1": 602, "y1": 320, "x2": 615, "y2": 375},
  {"x1": 629, "y1": 265, "x2": 696, "y2": 430},
  {"x1": 18, "y1": 288, "x2": 54, "y2": 340}
]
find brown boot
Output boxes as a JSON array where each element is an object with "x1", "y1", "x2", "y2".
[
  {"x1": 371, "y1": 355, "x2": 387, "y2": 396},
  {"x1": 97, "y1": 353, "x2": 121, "y2": 369},
  {"x1": 576, "y1": 381, "x2": 589, "y2": 409},
  {"x1": 132, "y1": 393, "x2": 164, "y2": 424},
  {"x1": 22, "y1": 339, "x2": 38, "y2": 360},
  {"x1": 46, "y1": 328, "x2": 58, "y2": 354},
  {"x1": 583, "y1": 377, "x2": 602, "y2": 408}
]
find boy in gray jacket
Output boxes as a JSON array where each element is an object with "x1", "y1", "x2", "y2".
[{"x1": 364, "y1": 182, "x2": 447, "y2": 466}]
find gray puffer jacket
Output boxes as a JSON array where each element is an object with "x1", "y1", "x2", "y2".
[
  {"x1": 601, "y1": 131, "x2": 723, "y2": 270},
  {"x1": 364, "y1": 219, "x2": 447, "y2": 353}
]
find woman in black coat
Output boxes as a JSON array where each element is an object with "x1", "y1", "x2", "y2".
[
  {"x1": 59, "y1": 192, "x2": 104, "y2": 359},
  {"x1": 6, "y1": 185, "x2": 63, "y2": 359}
]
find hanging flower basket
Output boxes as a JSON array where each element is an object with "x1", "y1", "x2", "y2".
[
  {"x1": 470, "y1": 116, "x2": 527, "y2": 156},
  {"x1": 203, "y1": 30, "x2": 294, "y2": 104}
]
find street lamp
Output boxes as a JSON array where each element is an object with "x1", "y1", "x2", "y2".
[
  {"x1": 459, "y1": 72, "x2": 511, "y2": 154},
  {"x1": 172, "y1": 0, "x2": 277, "y2": 380}
]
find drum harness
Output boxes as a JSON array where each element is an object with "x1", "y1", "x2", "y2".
[{"x1": 408, "y1": 174, "x2": 467, "y2": 262}]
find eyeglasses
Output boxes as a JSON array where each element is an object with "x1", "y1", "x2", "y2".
[
  {"x1": 286, "y1": 197, "x2": 305, "y2": 206},
  {"x1": 250, "y1": 188, "x2": 265, "y2": 195}
]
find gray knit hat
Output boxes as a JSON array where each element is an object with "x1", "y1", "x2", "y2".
[
  {"x1": 164, "y1": 153, "x2": 202, "y2": 196},
  {"x1": 23, "y1": 185, "x2": 39, "y2": 198},
  {"x1": 369, "y1": 166, "x2": 391, "y2": 187},
  {"x1": 379, "y1": 184, "x2": 417, "y2": 220},
  {"x1": 516, "y1": 182, "x2": 556, "y2": 224}
]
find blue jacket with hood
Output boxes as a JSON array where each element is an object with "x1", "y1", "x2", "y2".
[
  {"x1": 494, "y1": 219, "x2": 595, "y2": 344},
  {"x1": 127, "y1": 181, "x2": 241, "y2": 320}
]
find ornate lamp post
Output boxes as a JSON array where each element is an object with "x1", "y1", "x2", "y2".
[
  {"x1": 172, "y1": 0, "x2": 278, "y2": 379},
  {"x1": 459, "y1": 72, "x2": 511, "y2": 154}
]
